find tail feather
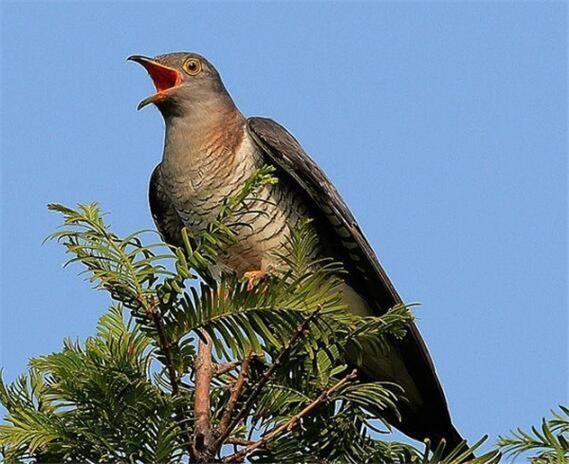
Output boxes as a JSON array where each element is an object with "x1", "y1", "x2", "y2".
[
  {"x1": 340, "y1": 284, "x2": 471, "y2": 458},
  {"x1": 430, "y1": 424, "x2": 474, "y2": 460}
]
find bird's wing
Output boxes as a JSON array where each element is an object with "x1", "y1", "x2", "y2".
[
  {"x1": 248, "y1": 117, "x2": 400, "y2": 312},
  {"x1": 247, "y1": 117, "x2": 459, "y2": 444},
  {"x1": 149, "y1": 164, "x2": 186, "y2": 248}
]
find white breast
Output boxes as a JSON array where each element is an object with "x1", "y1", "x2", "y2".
[
  {"x1": 162, "y1": 127, "x2": 308, "y2": 275},
  {"x1": 217, "y1": 135, "x2": 308, "y2": 274}
]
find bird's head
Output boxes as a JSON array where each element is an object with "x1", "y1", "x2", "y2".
[{"x1": 128, "y1": 52, "x2": 233, "y2": 117}]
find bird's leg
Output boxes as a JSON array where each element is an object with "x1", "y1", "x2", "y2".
[
  {"x1": 243, "y1": 270, "x2": 269, "y2": 291},
  {"x1": 211, "y1": 285, "x2": 232, "y2": 302}
]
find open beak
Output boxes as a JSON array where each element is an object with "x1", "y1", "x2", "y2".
[{"x1": 127, "y1": 55, "x2": 182, "y2": 110}]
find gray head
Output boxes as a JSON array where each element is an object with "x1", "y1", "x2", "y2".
[{"x1": 128, "y1": 52, "x2": 236, "y2": 119}]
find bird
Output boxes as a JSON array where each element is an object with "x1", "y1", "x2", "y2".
[{"x1": 128, "y1": 51, "x2": 468, "y2": 454}]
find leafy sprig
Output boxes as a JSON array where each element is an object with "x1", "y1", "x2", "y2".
[{"x1": 498, "y1": 406, "x2": 569, "y2": 463}]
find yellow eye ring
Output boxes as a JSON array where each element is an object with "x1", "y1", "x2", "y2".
[{"x1": 183, "y1": 58, "x2": 202, "y2": 76}]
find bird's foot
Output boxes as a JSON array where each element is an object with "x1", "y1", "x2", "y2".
[
  {"x1": 212, "y1": 286, "x2": 229, "y2": 301},
  {"x1": 243, "y1": 270, "x2": 268, "y2": 291}
]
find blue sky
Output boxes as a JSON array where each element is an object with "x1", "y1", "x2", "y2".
[{"x1": 1, "y1": 1, "x2": 567, "y2": 454}]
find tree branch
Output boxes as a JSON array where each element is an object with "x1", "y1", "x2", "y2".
[
  {"x1": 217, "y1": 352, "x2": 254, "y2": 438},
  {"x1": 213, "y1": 305, "x2": 323, "y2": 450},
  {"x1": 222, "y1": 369, "x2": 358, "y2": 463},
  {"x1": 194, "y1": 333, "x2": 214, "y2": 455}
]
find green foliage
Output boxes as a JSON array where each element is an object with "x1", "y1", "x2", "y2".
[
  {"x1": 497, "y1": 406, "x2": 569, "y2": 463},
  {"x1": 46, "y1": 202, "x2": 173, "y2": 310},
  {"x1": 0, "y1": 306, "x2": 179, "y2": 463},
  {"x1": 0, "y1": 166, "x2": 561, "y2": 463}
]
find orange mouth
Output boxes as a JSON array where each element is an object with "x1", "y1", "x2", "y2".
[{"x1": 128, "y1": 55, "x2": 182, "y2": 109}]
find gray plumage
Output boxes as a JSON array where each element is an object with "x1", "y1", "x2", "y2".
[{"x1": 130, "y1": 51, "x2": 467, "y2": 452}]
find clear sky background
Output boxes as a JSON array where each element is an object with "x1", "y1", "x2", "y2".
[{"x1": 1, "y1": 1, "x2": 567, "y2": 455}]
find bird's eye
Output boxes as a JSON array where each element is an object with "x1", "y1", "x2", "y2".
[{"x1": 183, "y1": 58, "x2": 202, "y2": 76}]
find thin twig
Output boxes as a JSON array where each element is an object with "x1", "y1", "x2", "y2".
[
  {"x1": 149, "y1": 309, "x2": 179, "y2": 396},
  {"x1": 217, "y1": 352, "x2": 254, "y2": 438},
  {"x1": 226, "y1": 437, "x2": 255, "y2": 446},
  {"x1": 147, "y1": 299, "x2": 196, "y2": 461},
  {"x1": 214, "y1": 361, "x2": 241, "y2": 376},
  {"x1": 222, "y1": 369, "x2": 358, "y2": 463},
  {"x1": 213, "y1": 305, "x2": 323, "y2": 450}
]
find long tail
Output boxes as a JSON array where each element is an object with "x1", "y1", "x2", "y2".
[{"x1": 340, "y1": 284, "x2": 471, "y2": 458}]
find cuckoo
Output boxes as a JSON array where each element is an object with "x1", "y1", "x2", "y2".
[{"x1": 129, "y1": 51, "x2": 467, "y2": 452}]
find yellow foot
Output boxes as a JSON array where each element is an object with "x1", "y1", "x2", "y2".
[
  {"x1": 243, "y1": 270, "x2": 268, "y2": 291},
  {"x1": 212, "y1": 286, "x2": 228, "y2": 300}
]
